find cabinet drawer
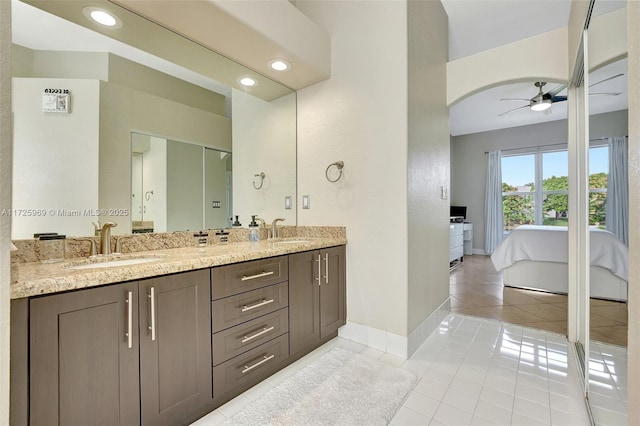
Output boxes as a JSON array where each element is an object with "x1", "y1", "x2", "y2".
[
  {"x1": 213, "y1": 334, "x2": 289, "y2": 400},
  {"x1": 212, "y1": 256, "x2": 288, "y2": 300},
  {"x1": 212, "y1": 308, "x2": 289, "y2": 366},
  {"x1": 449, "y1": 223, "x2": 463, "y2": 236},
  {"x1": 212, "y1": 282, "x2": 288, "y2": 332},
  {"x1": 450, "y1": 234, "x2": 463, "y2": 248},
  {"x1": 450, "y1": 245, "x2": 464, "y2": 262}
]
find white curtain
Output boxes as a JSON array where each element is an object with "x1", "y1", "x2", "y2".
[
  {"x1": 484, "y1": 150, "x2": 503, "y2": 254},
  {"x1": 605, "y1": 136, "x2": 628, "y2": 245}
]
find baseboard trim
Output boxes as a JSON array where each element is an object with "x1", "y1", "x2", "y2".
[{"x1": 338, "y1": 297, "x2": 452, "y2": 360}]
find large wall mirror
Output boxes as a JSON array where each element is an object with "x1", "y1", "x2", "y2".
[{"x1": 11, "y1": 0, "x2": 297, "y2": 239}]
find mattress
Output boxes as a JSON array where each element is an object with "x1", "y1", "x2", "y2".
[{"x1": 490, "y1": 225, "x2": 628, "y2": 281}]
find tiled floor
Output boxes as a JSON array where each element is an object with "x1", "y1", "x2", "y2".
[
  {"x1": 450, "y1": 255, "x2": 628, "y2": 347},
  {"x1": 193, "y1": 314, "x2": 629, "y2": 425},
  {"x1": 192, "y1": 255, "x2": 629, "y2": 425}
]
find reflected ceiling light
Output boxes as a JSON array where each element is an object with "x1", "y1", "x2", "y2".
[
  {"x1": 269, "y1": 60, "x2": 290, "y2": 71},
  {"x1": 530, "y1": 99, "x2": 552, "y2": 111},
  {"x1": 239, "y1": 77, "x2": 257, "y2": 87},
  {"x1": 83, "y1": 7, "x2": 122, "y2": 28}
]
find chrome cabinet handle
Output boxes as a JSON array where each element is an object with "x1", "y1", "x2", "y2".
[
  {"x1": 148, "y1": 286, "x2": 156, "y2": 341},
  {"x1": 324, "y1": 253, "x2": 329, "y2": 284},
  {"x1": 316, "y1": 254, "x2": 321, "y2": 286},
  {"x1": 242, "y1": 298, "x2": 274, "y2": 312},
  {"x1": 241, "y1": 271, "x2": 274, "y2": 281},
  {"x1": 126, "y1": 291, "x2": 133, "y2": 349},
  {"x1": 242, "y1": 354, "x2": 275, "y2": 374},
  {"x1": 241, "y1": 326, "x2": 275, "y2": 344}
]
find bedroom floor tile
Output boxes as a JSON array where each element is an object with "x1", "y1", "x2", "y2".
[{"x1": 450, "y1": 255, "x2": 628, "y2": 347}]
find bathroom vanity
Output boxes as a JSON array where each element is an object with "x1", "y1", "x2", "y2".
[{"x1": 10, "y1": 235, "x2": 346, "y2": 426}]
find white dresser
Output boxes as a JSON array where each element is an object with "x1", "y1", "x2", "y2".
[
  {"x1": 449, "y1": 222, "x2": 464, "y2": 270},
  {"x1": 463, "y1": 222, "x2": 473, "y2": 255}
]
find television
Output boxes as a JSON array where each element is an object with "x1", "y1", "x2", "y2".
[{"x1": 450, "y1": 205, "x2": 467, "y2": 219}]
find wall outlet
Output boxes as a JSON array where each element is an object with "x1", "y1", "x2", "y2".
[
  {"x1": 285, "y1": 195, "x2": 292, "y2": 210},
  {"x1": 211, "y1": 201, "x2": 221, "y2": 208},
  {"x1": 302, "y1": 195, "x2": 310, "y2": 209}
]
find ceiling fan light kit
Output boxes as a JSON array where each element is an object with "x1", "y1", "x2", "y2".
[
  {"x1": 530, "y1": 99, "x2": 552, "y2": 111},
  {"x1": 498, "y1": 73, "x2": 623, "y2": 117}
]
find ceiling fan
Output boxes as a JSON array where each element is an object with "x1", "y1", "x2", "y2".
[{"x1": 498, "y1": 73, "x2": 624, "y2": 117}]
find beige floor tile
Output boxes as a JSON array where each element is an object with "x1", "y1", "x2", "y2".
[
  {"x1": 590, "y1": 304, "x2": 628, "y2": 323},
  {"x1": 590, "y1": 312, "x2": 625, "y2": 327},
  {"x1": 502, "y1": 288, "x2": 546, "y2": 306},
  {"x1": 450, "y1": 256, "x2": 627, "y2": 347},
  {"x1": 517, "y1": 303, "x2": 568, "y2": 321},
  {"x1": 590, "y1": 326, "x2": 628, "y2": 347}
]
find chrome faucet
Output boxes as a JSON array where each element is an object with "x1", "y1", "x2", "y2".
[
  {"x1": 270, "y1": 218, "x2": 285, "y2": 239},
  {"x1": 254, "y1": 216, "x2": 266, "y2": 228},
  {"x1": 100, "y1": 222, "x2": 117, "y2": 255}
]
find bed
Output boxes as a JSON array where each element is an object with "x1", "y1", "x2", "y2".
[{"x1": 491, "y1": 225, "x2": 628, "y2": 302}]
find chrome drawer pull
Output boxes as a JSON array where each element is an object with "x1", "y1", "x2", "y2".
[
  {"x1": 242, "y1": 298, "x2": 274, "y2": 312},
  {"x1": 126, "y1": 291, "x2": 133, "y2": 349},
  {"x1": 241, "y1": 271, "x2": 274, "y2": 281},
  {"x1": 241, "y1": 326, "x2": 276, "y2": 344},
  {"x1": 148, "y1": 286, "x2": 156, "y2": 341},
  {"x1": 242, "y1": 354, "x2": 275, "y2": 374}
]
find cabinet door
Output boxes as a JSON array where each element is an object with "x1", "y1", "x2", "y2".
[
  {"x1": 30, "y1": 283, "x2": 140, "y2": 426},
  {"x1": 139, "y1": 269, "x2": 212, "y2": 426},
  {"x1": 289, "y1": 250, "x2": 321, "y2": 356},
  {"x1": 320, "y1": 246, "x2": 346, "y2": 337}
]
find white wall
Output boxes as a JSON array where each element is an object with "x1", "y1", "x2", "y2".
[
  {"x1": 12, "y1": 78, "x2": 99, "y2": 239},
  {"x1": 296, "y1": 0, "x2": 409, "y2": 337},
  {"x1": 232, "y1": 89, "x2": 296, "y2": 227},
  {"x1": 144, "y1": 136, "x2": 167, "y2": 232},
  {"x1": 0, "y1": 0, "x2": 11, "y2": 422},
  {"x1": 450, "y1": 109, "x2": 628, "y2": 253},
  {"x1": 407, "y1": 0, "x2": 450, "y2": 334}
]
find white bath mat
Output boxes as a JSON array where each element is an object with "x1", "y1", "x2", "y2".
[{"x1": 227, "y1": 346, "x2": 416, "y2": 425}]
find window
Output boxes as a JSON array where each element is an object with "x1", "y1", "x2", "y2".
[{"x1": 501, "y1": 147, "x2": 607, "y2": 231}]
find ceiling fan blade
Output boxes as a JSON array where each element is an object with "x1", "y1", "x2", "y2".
[
  {"x1": 589, "y1": 73, "x2": 624, "y2": 87},
  {"x1": 499, "y1": 98, "x2": 531, "y2": 102},
  {"x1": 498, "y1": 105, "x2": 529, "y2": 117},
  {"x1": 546, "y1": 84, "x2": 567, "y2": 97},
  {"x1": 542, "y1": 107, "x2": 552, "y2": 116},
  {"x1": 589, "y1": 92, "x2": 622, "y2": 96},
  {"x1": 551, "y1": 95, "x2": 568, "y2": 103}
]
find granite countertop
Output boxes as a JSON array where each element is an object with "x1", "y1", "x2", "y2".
[{"x1": 11, "y1": 237, "x2": 347, "y2": 299}]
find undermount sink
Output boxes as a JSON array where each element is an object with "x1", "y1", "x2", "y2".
[{"x1": 67, "y1": 256, "x2": 164, "y2": 270}]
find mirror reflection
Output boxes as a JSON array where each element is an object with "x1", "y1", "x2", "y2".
[
  {"x1": 11, "y1": 0, "x2": 297, "y2": 239},
  {"x1": 131, "y1": 133, "x2": 233, "y2": 233}
]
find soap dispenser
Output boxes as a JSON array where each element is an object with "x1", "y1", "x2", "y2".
[{"x1": 249, "y1": 215, "x2": 260, "y2": 242}]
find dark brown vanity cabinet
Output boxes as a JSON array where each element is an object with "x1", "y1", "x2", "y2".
[
  {"x1": 28, "y1": 269, "x2": 211, "y2": 426},
  {"x1": 289, "y1": 246, "x2": 346, "y2": 357},
  {"x1": 211, "y1": 256, "x2": 290, "y2": 404}
]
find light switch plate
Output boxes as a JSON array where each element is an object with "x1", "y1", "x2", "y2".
[
  {"x1": 441, "y1": 185, "x2": 448, "y2": 200},
  {"x1": 285, "y1": 196, "x2": 292, "y2": 210},
  {"x1": 302, "y1": 195, "x2": 310, "y2": 209}
]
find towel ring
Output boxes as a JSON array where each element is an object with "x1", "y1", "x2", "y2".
[
  {"x1": 253, "y1": 172, "x2": 266, "y2": 190},
  {"x1": 325, "y1": 161, "x2": 344, "y2": 183}
]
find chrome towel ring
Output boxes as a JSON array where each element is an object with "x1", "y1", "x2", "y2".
[
  {"x1": 253, "y1": 172, "x2": 266, "y2": 190},
  {"x1": 325, "y1": 161, "x2": 344, "y2": 183}
]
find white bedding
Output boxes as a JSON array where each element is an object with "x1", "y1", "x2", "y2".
[{"x1": 491, "y1": 225, "x2": 628, "y2": 281}]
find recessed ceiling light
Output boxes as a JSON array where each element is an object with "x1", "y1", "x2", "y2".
[
  {"x1": 269, "y1": 60, "x2": 290, "y2": 72},
  {"x1": 82, "y1": 7, "x2": 122, "y2": 28},
  {"x1": 239, "y1": 77, "x2": 257, "y2": 87}
]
